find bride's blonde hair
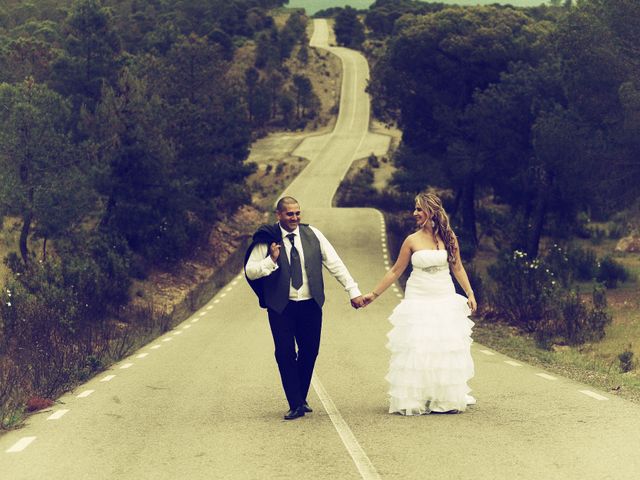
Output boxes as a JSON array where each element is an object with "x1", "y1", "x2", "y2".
[{"x1": 415, "y1": 192, "x2": 458, "y2": 264}]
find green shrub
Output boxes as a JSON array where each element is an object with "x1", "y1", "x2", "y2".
[
  {"x1": 487, "y1": 250, "x2": 560, "y2": 332},
  {"x1": 618, "y1": 345, "x2": 635, "y2": 373},
  {"x1": 596, "y1": 256, "x2": 629, "y2": 288}
]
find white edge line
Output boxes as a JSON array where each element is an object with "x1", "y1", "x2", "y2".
[
  {"x1": 6, "y1": 436, "x2": 36, "y2": 453},
  {"x1": 47, "y1": 409, "x2": 69, "y2": 420},
  {"x1": 312, "y1": 375, "x2": 381, "y2": 480},
  {"x1": 579, "y1": 390, "x2": 608, "y2": 401}
]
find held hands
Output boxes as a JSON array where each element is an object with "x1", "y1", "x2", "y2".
[
  {"x1": 350, "y1": 295, "x2": 365, "y2": 309},
  {"x1": 351, "y1": 292, "x2": 378, "y2": 309}
]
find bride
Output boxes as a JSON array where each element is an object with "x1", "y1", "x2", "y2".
[{"x1": 363, "y1": 192, "x2": 477, "y2": 415}]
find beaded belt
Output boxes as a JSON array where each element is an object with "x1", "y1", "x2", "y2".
[{"x1": 418, "y1": 265, "x2": 449, "y2": 274}]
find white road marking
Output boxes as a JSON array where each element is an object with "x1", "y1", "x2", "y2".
[
  {"x1": 383, "y1": 254, "x2": 388, "y2": 260},
  {"x1": 579, "y1": 390, "x2": 608, "y2": 401},
  {"x1": 232, "y1": 280, "x2": 239, "y2": 286},
  {"x1": 77, "y1": 390, "x2": 94, "y2": 398},
  {"x1": 199, "y1": 312, "x2": 206, "y2": 316},
  {"x1": 220, "y1": 293, "x2": 227, "y2": 298},
  {"x1": 173, "y1": 331, "x2": 183, "y2": 335},
  {"x1": 6, "y1": 437, "x2": 36, "y2": 453},
  {"x1": 151, "y1": 345, "x2": 161, "y2": 350},
  {"x1": 47, "y1": 409, "x2": 69, "y2": 420},
  {"x1": 206, "y1": 305, "x2": 213, "y2": 310},
  {"x1": 191, "y1": 318, "x2": 200, "y2": 323},
  {"x1": 214, "y1": 299, "x2": 221, "y2": 304},
  {"x1": 120, "y1": 363, "x2": 133, "y2": 369},
  {"x1": 312, "y1": 376, "x2": 381, "y2": 480},
  {"x1": 536, "y1": 373, "x2": 557, "y2": 381},
  {"x1": 100, "y1": 375, "x2": 116, "y2": 382},
  {"x1": 226, "y1": 287, "x2": 233, "y2": 292},
  {"x1": 136, "y1": 353, "x2": 149, "y2": 359},
  {"x1": 183, "y1": 325, "x2": 191, "y2": 330},
  {"x1": 505, "y1": 361, "x2": 523, "y2": 367},
  {"x1": 162, "y1": 338, "x2": 172, "y2": 342},
  {"x1": 479, "y1": 349, "x2": 496, "y2": 356}
]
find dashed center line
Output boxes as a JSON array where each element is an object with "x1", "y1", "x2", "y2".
[
  {"x1": 77, "y1": 390, "x2": 95, "y2": 398},
  {"x1": 191, "y1": 318, "x2": 200, "y2": 323},
  {"x1": 6, "y1": 437, "x2": 36, "y2": 453},
  {"x1": 100, "y1": 375, "x2": 116, "y2": 382},
  {"x1": 479, "y1": 349, "x2": 496, "y2": 356},
  {"x1": 536, "y1": 373, "x2": 557, "y2": 381},
  {"x1": 162, "y1": 338, "x2": 173, "y2": 342},
  {"x1": 183, "y1": 325, "x2": 191, "y2": 330},
  {"x1": 206, "y1": 305, "x2": 213, "y2": 310},
  {"x1": 504, "y1": 360, "x2": 523, "y2": 367},
  {"x1": 172, "y1": 331, "x2": 183, "y2": 335},
  {"x1": 214, "y1": 299, "x2": 220, "y2": 304},
  {"x1": 47, "y1": 410, "x2": 69, "y2": 420},
  {"x1": 136, "y1": 353, "x2": 149, "y2": 359},
  {"x1": 199, "y1": 312, "x2": 207, "y2": 316},
  {"x1": 151, "y1": 345, "x2": 162, "y2": 350},
  {"x1": 120, "y1": 363, "x2": 133, "y2": 369}
]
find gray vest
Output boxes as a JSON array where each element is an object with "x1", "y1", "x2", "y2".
[{"x1": 263, "y1": 225, "x2": 325, "y2": 314}]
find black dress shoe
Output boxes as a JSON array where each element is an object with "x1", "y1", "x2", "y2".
[
  {"x1": 302, "y1": 402, "x2": 313, "y2": 413},
  {"x1": 284, "y1": 406, "x2": 306, "y2": 420}
]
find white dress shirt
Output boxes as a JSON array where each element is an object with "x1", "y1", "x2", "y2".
[{"x1": 245, "y1": 224, "x2": 361, "y2": 301}]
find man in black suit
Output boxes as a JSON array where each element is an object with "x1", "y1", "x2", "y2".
[{"x1": 245, "y1": 196, "x2": 364, "y2": 420}]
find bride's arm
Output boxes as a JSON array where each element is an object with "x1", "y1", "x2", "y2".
[
  {"x1": 363, "y1": 237, "x2": 413, "y2": 305},
  {"x1": 449, "y1": 235, "x2": 477, "y2": 313}
]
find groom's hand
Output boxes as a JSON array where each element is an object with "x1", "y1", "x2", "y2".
[
  {"x1": 350, "y1": 296, "x2": 365, "y2": 309},
  {"x1": 269, "y1": 242, "x2": 280, "y2": 262}
]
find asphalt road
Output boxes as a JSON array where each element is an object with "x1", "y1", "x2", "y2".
[{"x1": 2, "y1": 19, "x2": 639, "y2": 480}]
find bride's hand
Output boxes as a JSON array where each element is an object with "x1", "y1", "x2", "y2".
[{"x1": 467, "y1": 293, "x2": 477, "y2": 314}]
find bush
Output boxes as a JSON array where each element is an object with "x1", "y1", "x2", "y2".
[
  {"x1": 618, "y1": 345, "x2": 635, "y2": 373},
  {"x1": 367, "y1": 153, "x2": 380, "y2": 168},
  {"x1": 487, "y1": 250, "x2": 560, "y2": 332},
  {"x1": 559, "y1": 289, "x2": 611, "y2": 345},
  {"x1": 596, "y1": 256, "x2": 629, "y2": 288}
]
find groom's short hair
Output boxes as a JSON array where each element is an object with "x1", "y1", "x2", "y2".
[{"x1": 276, "y1": 196, "x2": 299, "y2": 212}]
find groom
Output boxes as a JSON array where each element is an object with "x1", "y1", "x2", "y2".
[{"x1": 245, "y1": 196, "x2": 364, "y2": 420}]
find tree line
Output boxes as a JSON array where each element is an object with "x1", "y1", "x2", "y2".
[{"x1": 366, "y1": 0, "x2": 640, "y2": 258}]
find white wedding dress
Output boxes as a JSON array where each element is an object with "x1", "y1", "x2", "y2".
[{"x1": 386, "y1": 249, "x2": 475, "y2": 415}]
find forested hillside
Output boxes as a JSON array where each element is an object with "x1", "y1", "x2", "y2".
[{"x1": 0, "y1": 0, "x2": 321, "y2": 429}]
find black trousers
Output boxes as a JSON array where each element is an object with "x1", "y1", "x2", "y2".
[{"x1": 267, "y1": 299, "x2": 322, "y2": 410}]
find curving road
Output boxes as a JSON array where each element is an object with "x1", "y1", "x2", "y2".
[{"x1": 2, "y1": 19, "x2": 640, "y2": 480}]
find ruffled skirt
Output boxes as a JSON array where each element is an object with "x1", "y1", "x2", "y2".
[{"x1": 386, "y1": 293, "x2": 475, "y2": 415}]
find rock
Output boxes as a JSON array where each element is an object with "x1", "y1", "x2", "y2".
[{"x1": 615, "y1": 235, "x2": 640, "y2": 252}]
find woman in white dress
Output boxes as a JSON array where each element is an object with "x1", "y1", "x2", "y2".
[{"x1": 363, "y1": 192, "x2": 477, "y2": 415}]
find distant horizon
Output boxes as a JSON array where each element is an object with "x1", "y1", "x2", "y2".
[{"x1": 287, "y1": 0, "x2": 548, "y2": 15}]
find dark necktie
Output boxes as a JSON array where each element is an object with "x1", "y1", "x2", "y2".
[{"x1": 287, "y1": 233, "x2": 303, "y2": 290}]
